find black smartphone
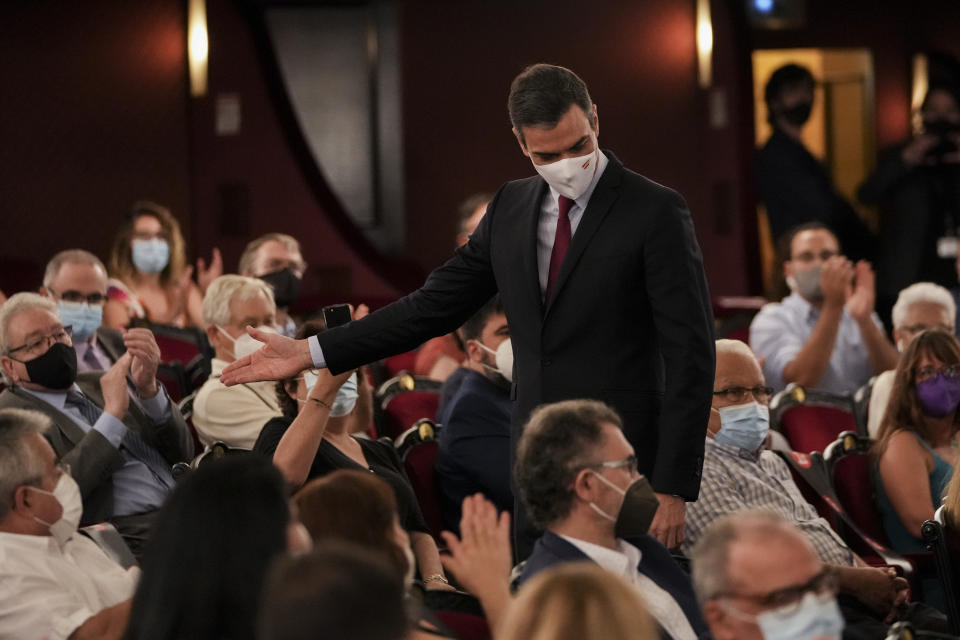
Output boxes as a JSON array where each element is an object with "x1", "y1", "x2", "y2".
[{"x1": 322, "y1": 304, "x2": 352, "y2": 329}]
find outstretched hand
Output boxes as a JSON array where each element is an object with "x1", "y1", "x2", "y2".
[{"x1": 220, "y1": 326, "x2": 313, "y2": 386}]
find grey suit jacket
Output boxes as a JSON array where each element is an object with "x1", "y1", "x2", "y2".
[
  {"x1": 93, "y1": 326, "x2": 127, "y2": 364},
  {"x1": 0, "y1": 373, "x2": 193, "y2": 523}
]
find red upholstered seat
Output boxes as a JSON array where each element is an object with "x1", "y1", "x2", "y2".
[
  {"x1": 382, "y1": 391, "x2": 440, "y2": 440},
  {"x1": 383, "y1": 350, "x2": 419, "y2": 377},
  {"x1": 780, "y1": 405, "x2": 857, "y2": 453},
  {"x1": 432, "y1": 611, "x2": 491, "y2": 640},
  {"x1": 771, "y1": 385, "x2": 858, "y2": 453},
  {"x1": 402, "y1": 439, "x2": 444, "y2": 540},
  {"x1": 831, "y1": 450, "x2": 888, "y2": 544}
]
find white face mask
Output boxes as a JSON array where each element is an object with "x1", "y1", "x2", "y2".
[
  {"x1": 475, "y1": 338, "x2": 514, "y2": 383},
  {"x1": 217, "y1": 325, "x2": 278, "y2": 361},
  {"x1": 302, "y1": 370, "x2": 359, "y2": 417},
  {"x1": 531, "y1": 143, "x2": 599, "y2": 200},
  {"x1": 28, "y1": 473, "x2": 83, "y2": 548}
]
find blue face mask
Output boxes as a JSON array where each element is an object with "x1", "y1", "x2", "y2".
[
  {"x1": 58, "y1": 301, "x2": 103, "y2": 342},
  {"x1": 715, "y1": 401, "x2": 770, "y2": 452},
  {"x1": 304, "y1": 371, "x2": 359, "y2": 417},
  {"x1": 755, "y1": 592, "x2": 844, "y2": 640},
  {"x1": 131, "y1": 238, "x2": 170, "y2": 274}
]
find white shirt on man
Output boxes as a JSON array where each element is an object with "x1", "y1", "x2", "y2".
[
  {"x1": 559, "y1": 534, "x2": 697, "y2": 640},
  {"x1": 0, "y1": 531, "x2": 137, "y2": 640}
]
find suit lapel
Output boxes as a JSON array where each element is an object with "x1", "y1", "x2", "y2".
[
  {"x1": 11, "y1": 386, "x2": 88, "y2": 447},
  {"x1": 543, "y1": 154, "x2": 625, "y2": 320},
  {"x1": 521, "y1": 179, "x2": 550, "y2": 318}
]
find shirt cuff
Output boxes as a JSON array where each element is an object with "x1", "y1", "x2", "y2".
[
  {"x1": 139, "y1": 384, "x2": 172, "y2": 423},
  {"x1": 93, "y1": 412, "x2": 129, "y2": 449},
  {"x1": 308, "y1": 335, "x2": 327, "y2": 369},
  {"x1": 52, "y1": 606, "x2": 96, "y2": 640}
]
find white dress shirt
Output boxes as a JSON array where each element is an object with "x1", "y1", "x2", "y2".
[
  {"x1": 308, "y1": 151, "x2": 611, "y2": 368},
  {"x1": 0, "y1": 531, "x2": 138, "y2": 640},
  {"x1": 535, "y1": 150, "x2": 610, "y2": 297},
  {"x1": 559, "y1": 535, "x2": 697, "y2": 640},
  {"x1": 73, "y1": 337, "x2": 113, "y2": 373}
]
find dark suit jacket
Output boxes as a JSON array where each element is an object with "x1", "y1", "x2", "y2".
[
  {"x1": 436, "y1": 370, "x2": 513, "y2": 532},
  {"x1": 516, "y1": 531, "x2": 710, "y2": 640},
  {"x1": 93, "y1": 326, "x2": 127, "y2": 364},
  {"x1": 0, "y1": 374, "x2": 193, "y2": 524},
  {"x1": 317, "y1": 151, "x2": 714, "y2": 499}
]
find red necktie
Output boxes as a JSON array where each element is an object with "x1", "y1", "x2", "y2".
[{"x1": 545, "y1": 195, "x2": 574, "y2": 301}]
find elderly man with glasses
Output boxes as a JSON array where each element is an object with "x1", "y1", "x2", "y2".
[
  {"x1": 683, "y1": 339, "x2": 947, "y2": 639},
  {"x1": 513, "y1": 399, "x2": 710, "y2": 640},
  {"x1": 41, "y1": 249, "x2": 127, "y2": 372},
  {"x1": 0, "y1": 293, "x2": 193, "y2": 556}
]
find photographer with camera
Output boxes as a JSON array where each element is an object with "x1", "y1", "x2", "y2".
[{"x1": 859, "y1": 85, "x2": 960, "y2": 322}]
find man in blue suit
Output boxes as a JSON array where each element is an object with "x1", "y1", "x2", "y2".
[
  {"x1": 514, "y1": 399, "x2": 710, "y2": 640},
  {"x1": 436, "y1": 295, "x2": 512, "y2": 532}
]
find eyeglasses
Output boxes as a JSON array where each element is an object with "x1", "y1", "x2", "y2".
[
  {"x1": 790, "y1": 250, "x2": 837, "y2": 264},
  {"x1": 719, "y1": 568, "x2": 838, "y2": 615},
  {"x1": 132, "y1": 230, "x2": 171, "y2": 242},
  {"x1": 6, "y1": 326, "x2": 73, "y2": 358},
  {"x1": 47, "y1": 288, "x2": 107, "y2": 306},
  {"x1": 713, "y1": 386, "x2": 774, "y2": 404},
  {"x1": 916, "y1": 364, "x2": 960, "y2": 383},
  {"x1": 587, "y1": 455, "x2": 639, "y2": 475}
]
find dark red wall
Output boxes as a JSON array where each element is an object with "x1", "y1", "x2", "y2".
[
  {"x1": 3, "y1": 0, "x2": 959, "y2": 303},
  {"x1": 398, "y1": 0, "x2": 756, "y2": 295},
  {"x1": 0, "y1": 1, "x2": 190, "y2": 291}
]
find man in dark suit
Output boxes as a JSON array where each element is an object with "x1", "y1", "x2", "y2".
[
  {"x1": 41, "y1": 249, "x2": 126, "y2": 371},
  {"x1": 514, "y1": 400, "x2": 710, "y2": 640},
  {"x1": 436, "y1": 295, "x2": 512, "y2": 532},
  {"x1": 0, "y1": 293, "x2": 193, "y2": 555},
  {"x1": 221, "y1": 63, "x2": 715, "y2": 552}
]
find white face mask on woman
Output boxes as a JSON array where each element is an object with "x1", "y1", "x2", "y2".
[{"x1": 27, "y1": 473, "x2": 83, "y2": 548}]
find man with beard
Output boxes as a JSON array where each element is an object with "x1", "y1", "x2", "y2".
[
  {"x1": 436, "y1": 295, "x2": 512, "y2": 533},
  {"x1": 756, "y1": 63, "x2": 872, "y2": 262}
]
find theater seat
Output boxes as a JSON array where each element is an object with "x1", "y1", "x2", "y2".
[
  {"x1": 824, "y1": 432, "x2": 931, "y2": 585},
  {"x1": 922, "y1": 509, "x2": 960, "y2": 634},
  {"x1": 853, "y1": 377, "x2": 875, "y2": 437},
  {"x1": 770, "y1": 384, "x2": 859, "y2": 453},
  {"x1": 383, "y1": 350, "x2": 419, "y2": 378},
  {"x1": 423, "y1": 586, "x2": 491, "y2": 640},
  {"x1": 156, "y1": 361, "x2": 189, "y2": 403},
  {"x1": 375, "y1": 373, "x2": 443, "y2": 438},
  {"x1": 177, "y1": 390, "x2": 203, "y2": 456},
  {"x1": 399, "y1": 421, "x2": 444, "y2": 540}
]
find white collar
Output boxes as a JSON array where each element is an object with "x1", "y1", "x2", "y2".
[{"x1": 558, "y1": 533, "x2": 642, "y2": 577}]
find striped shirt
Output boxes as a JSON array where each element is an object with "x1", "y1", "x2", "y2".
[{"x1": 682, "y1": 437, "x2": 856, "y2": 567}]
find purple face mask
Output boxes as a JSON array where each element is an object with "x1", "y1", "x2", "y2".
[{"x1": 916, "y1": 374, "x2": 960, "y2": 417}]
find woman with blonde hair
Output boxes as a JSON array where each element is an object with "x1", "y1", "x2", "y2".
[
  {"x1": 105, "y1": 200, "x2": 220, "y2": 328},
  {"x1": 498, "y1": 563, "x2": 659, "y2": 640},
  {"x1": 875, "y1": 329, "x2": 960, "y2": 553}
]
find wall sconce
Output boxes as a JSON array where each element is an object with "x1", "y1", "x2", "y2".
[
  {"x1": 910, "y1": 53, "x2": 928, "y2": 134},
  {"x1": 188, "y1": 0, "x2": 209, "y2": 97},
  {"x1": 696, "y1": 0, "x2": 713, "y2": 88}
]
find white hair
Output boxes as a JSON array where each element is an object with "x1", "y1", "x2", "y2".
[
  {"x1": 0, "y1": 293, "x2": 59, "y2": 355},
  {"x1": 891, "y1": 282, "x2": 956, "y2": 330},
  {"x1": 715, "y1": 338, "x2": 757, "y2": 362},
  {"x1": 201, "y1": 275, "x2": 276, "y2": 327},
  {"x1": 43, "y1": 249, "x2": 108, "y2": 288},
  {"x1": 0, "y1": 409, "x2": 49, "y2": 521}
]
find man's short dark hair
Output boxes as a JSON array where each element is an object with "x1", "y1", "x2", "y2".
[
  {"x1": 764, "y1": 63, "x2": 814, "y2": 108},
  {"x1": 258, "y1": 543, "x2": 408, "y2": 640},
  {"x1": 778, "y1": 221, "x2": 839, "y2": 263},
  {"x1": 514, "y1": 399, "x2": 622, "y2": 529},
  {"x1": 508, "y1": 64, "x2": 595, "y2": 144},
  {"x1": 459, "y1": 294, "x2": 504, "y2": 343}
]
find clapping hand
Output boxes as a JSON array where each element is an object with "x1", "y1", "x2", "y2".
[
  {"x1": 123, "y1": 328, "x2": 161, "y2": 398},
  {"x1": 100, "y1": 353, "x2": 132, "y2": 420},
  {"x1": 845, "y1": 261, "x2": 876, "y2": 322},
  {"x1": 196, "y1": 248, "x2": 223, "y2": 294}
]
